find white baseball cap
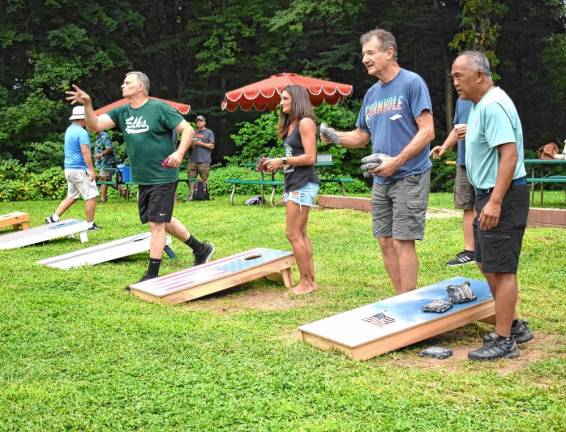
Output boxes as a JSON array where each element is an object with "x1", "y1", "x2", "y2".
[{"x1": 69, "y1": 106, "x2": 85, "y2": 120}]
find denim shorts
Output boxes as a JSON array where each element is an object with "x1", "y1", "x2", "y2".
[{"x1": 284, "y1": 182, "x2": 320, "y2": 208}]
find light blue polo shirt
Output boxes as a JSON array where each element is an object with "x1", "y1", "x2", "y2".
[
  {"x1": 64, "y1": 123, "x2": 90, "y2": 169},
  {"x1": 465, "y1": 87, "x2": 526, "y2": 189}
]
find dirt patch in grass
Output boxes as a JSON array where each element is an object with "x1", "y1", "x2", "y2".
[
  {"x1": 181, "y1": 283, "x2": 297, "y2": 313},
  {"x1": 389, "y1": 332, "x2": 565, "y2": 375}
]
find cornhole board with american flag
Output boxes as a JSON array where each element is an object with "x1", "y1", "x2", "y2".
[
  {"x1": 37, "y1": 232, "x2": 173, "y2": 269},
  {"x1": 0, "y1": 219, "x2": 90, "y2": 250},
  {"x1": 0, "y1": 212, "x2": 30, "y2": 231},
  {"x1": 130, "y1": 248, "x2": 295, "y2": 304},
  {"x1": 299, "y1": 277, "x2": 494, "y2": 361}
]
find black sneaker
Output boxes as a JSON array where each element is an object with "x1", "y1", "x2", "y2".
[
  {"x1": 193, "y1": 242, "x2": 214, "y2": 266},
  {"x1": 45, "y1": 215, "x2": 57, "y2": 224},
  {"x1": 483, "y1": 320, "x2": 533, "y2": 345},
  {"x1": 447, "y1": 250, "x2": 475, "y2": 266},
  {"x1": 88, "y1": 222, "x2": 101, "y2": 231},
  {"x1": 511, "y1": 320, "x2": 534, "y2": 344},
  {"x1": 469, "y1": 333, "x2": 519, "y2": 361},
  {"x1": 124, "y1": 273, "x2": 157, "y2": 292}
]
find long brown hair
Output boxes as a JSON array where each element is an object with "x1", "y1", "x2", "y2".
[{"x1": 277, "y1": 85, "x2": 315, "y2": 139}]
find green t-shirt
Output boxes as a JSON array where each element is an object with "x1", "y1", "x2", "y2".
[
  {"x1": 465, "y1": 87, "x2": 526, "y2": 189},
  {"x1": 108, "y1": 99, "x2": 182, "y2": 185}
]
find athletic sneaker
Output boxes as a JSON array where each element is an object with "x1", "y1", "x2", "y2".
[
  {"x1": 484, "y1": 320, "x2": 533, "y2": 345},
  {"x1": 124, "y1": 273, "x2": 157, "y2": 292},
  {"x1": 193, "y1": 242, "x2": 214, "y2": 266},
  {"x1": 446, "y1": 250, "x2": 475, "y2": 266},
  {"x1": 88, "y1": 222, "x2": 102, "y2": 231},
  {"x1": 468, "y1": 333, "x2": 519, "y2": 361},
  {"x1": 45, "y1": 215, "x2": 57, "y2": 224}
]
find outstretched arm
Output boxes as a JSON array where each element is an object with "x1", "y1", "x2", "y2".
[{"x1": 66, "y1": 85, "x2": 116, "y2": 132}]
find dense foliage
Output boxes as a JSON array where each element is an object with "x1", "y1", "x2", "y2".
[{"x1": 1, "y1": 0, "x2": 565, "y2": 188}]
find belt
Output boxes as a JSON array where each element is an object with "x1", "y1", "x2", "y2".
[{"x1": 475, "y1": 177, "x2": 527, "y2": 194}]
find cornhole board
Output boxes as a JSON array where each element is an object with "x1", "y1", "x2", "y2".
[
  {"x1": 130, "y1": 248, "x2": 295, "y2": 304},
  {"x1": 0, "y1": 219, "x2": 89, "y2": 250},
  {"x1": 37, "y1": 232, "x2": 173, "y2": 269},
  {"x1": 299, "y1": 277, "x2": 494, "y2": 361},
  {"x1": 0, "y1": 212, "x2": 29, "y2": 231}
]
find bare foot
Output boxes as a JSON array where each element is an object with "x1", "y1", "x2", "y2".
[{"x1": 292, "y1": 282, "x2": 318, "y2": 295}]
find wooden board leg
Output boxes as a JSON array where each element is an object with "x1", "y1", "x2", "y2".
[
  {"x1": 79, "y1": 231, "x2": 89, "y2": 243},
  {"x1": 265, "y1": 272, "x2": 283, "y2": 282},
  {"x1": 20, "y1": 222, "x2": 29, "y2": 230},
  {"x1": 281, "y1": 267, "x2": 293, "y2": 289}
]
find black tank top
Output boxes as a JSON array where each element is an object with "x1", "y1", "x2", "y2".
[{"x1": 282, "y1": 124, "x2": 319, "y2": 193}]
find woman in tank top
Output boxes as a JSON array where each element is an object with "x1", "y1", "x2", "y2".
[{"x1": 264, "y1": 85, "x2": 320, "y2": 294}]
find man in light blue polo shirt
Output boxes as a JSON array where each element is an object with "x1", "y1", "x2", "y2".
[
  {"x1": 320, "y1": 29, "x2": 435, "y2": 295},
  {"x1": 45, "y1": 106, "x2": 100, "y2": 230},
  {"x1": 451, "y1": 50, "x2": 532, "y2": 361}
]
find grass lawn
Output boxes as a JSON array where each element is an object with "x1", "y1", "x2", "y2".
[{"x1": 0, "y1": 192, "x2": 564, "y2": 431}]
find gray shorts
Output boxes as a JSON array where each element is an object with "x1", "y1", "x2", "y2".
[
  {"x1": 371, "y1": 170, "x2": 430, "y2": 240},
  {"x1": 454, "y1": 165, "x2": 475, "y2": 210},
  {"x1": 65, "y1": 169, "x2": 99, "y2": 200}
]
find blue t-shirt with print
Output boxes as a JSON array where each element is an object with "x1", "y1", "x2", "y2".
[
  {"x1": 356, "y1": 68, "x2": 433, "y2": 184},
  {"x1": 454, "y1": 98, "x2": 473, "y2": 166},
  {"x1": 64, "y1": 123, "x2": 90, "y2": 169},
  {"x1": 465, "y1": 87, "x2": 526, "y2": 189}
]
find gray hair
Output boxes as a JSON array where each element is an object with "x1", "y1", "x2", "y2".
[
  {"x1": 458, "y1": 51, "x2": 492, "y2": 77},
  {"x1": 360, "y1": 29, "x2": 398, "y2": 60},
  {"x1": 126, "y1": 71, "x2": 150, "y2": 94}
]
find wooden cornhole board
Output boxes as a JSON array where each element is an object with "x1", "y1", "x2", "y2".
[
  {"x1": 299, "y1": 277, "x2": 494, "y2": 361},
  {"x1": 130, "y1": 248, "x2": 295, "y2": 304},
  {"x1": 37, "y1": 232, "x2": 172, "y2": 269},
  {"x1": 0, "y1": 219, "x2": 90, "y2": 250},
  {"x1": 0, "y1": 212, "x2": 29, "y2": 231}
]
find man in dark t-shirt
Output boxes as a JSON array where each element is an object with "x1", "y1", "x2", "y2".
[
  {"x1": 66, "y1": 72, "x2": 215, "y2": 284},
  {"x1": 187, "y1": 115, "x2": 215, "y2": 199}
]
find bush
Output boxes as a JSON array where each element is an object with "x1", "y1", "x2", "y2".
[
  {"x1": 430, "y1": 150, "x2": 457, "y2": 192},
  {"x1": 0, "y1": 159, "x2": 66, "y2": 201},
  {"x1": 23, "y1": 140, "x2": 64, "y2": 173}
]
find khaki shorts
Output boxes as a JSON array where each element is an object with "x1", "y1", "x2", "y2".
[
  {"x1": 188, "y1": 163, "x2": 210, "y2": 181},
  {"x1": 454, "y1": 165, "x2": 475, "y2": 210},
  {"x1": 371, "y1": 170, "x2": 430, "y2": 240},
  {"x1": 65, "y1": 169, "x2": 99, "y2": 200}
]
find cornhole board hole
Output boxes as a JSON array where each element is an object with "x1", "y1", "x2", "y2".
[
  {"x1": 130, "y1": 248, "x2": 295, "y2": 304},
  {"x1": 0, "y1": 219, "x2": 90, "y2": 250},
  {"x1": 299, "y1": 277, "x2": 494, "y2": 361},
  {"x1": 0, "y1": 212, "x2": 30, "y2": 231},
  {"x1": 37, "y1": 232, "x2": 173, "y2": 269}
]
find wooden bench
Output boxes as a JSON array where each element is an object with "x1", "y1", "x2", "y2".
[
  {"x1": 0, "y1": 212, "x2": 29, "y2": 231},
  {"x1": 226, "y1": 179, "x2": 284, "y2": 206},
  {"x1": 226, "y1": 177, "x2": 353, "y2": 206},
  {"x1": 527, "y1": 175, "x2": 566, "y2": 205}
]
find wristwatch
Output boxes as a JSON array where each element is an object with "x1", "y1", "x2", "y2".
[{"x1": 282, "y1": 157, "x2": 288, "y2": 166}]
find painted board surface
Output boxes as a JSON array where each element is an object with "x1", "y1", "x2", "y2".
[
  {"x1": 299, "y1": 277, "x2": 491, "y2": 348},
  {"x1": 37, "y1": 233, "x2": 172, "y2": 269},
  {"x1": 0, "y1": 219, "x2": 89, "y2": 250},
  {"x1": 131, "y1": 248, "x2": 292, "y2": 297}
]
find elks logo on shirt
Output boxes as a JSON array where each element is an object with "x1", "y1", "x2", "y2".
[
  {"x1": 365, "y1": 95, "x2": 404, "y2": 123},
  {"x1": 125, "y1": 116, "x2": 149, "y2": 134}
]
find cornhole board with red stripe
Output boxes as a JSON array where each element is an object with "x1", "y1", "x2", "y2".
[
  {"x1": 0, "y1": 212, "x2": 29, "y2": 231},
  {"x1": 37, "y1": 233, "x2": 172, "y2": 269},
  {"x1": 0, "y1": 219, "x2": 89, "y2": 250},
  {"x1": 299, "y1": 277, "x2": 494, "y2": 361},
  {"x1": 130, "y1": 248, "x2": 295, "y2": 304}
]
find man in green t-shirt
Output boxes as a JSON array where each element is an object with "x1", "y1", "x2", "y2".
[{"x1": 66, "y1": 71, "x2": 214, "y2": 283}]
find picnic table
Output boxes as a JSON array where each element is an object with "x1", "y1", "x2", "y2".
[
  {"x1": 226, "y1": 155, "x2": 353, "y2": 206},
  {"x1": 525, "y1": 159, "x2": 566, "y2": 205}
]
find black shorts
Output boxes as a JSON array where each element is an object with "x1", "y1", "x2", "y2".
[
  {"x1": 138, "y1": 182, "x2": 177, "y2": 224},
  {"x1": 473, "y1": 184, "x2": 529, "y2": 274}
]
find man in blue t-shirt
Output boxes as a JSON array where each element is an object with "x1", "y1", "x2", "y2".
[
  {"x1": 451, "y1": 50, "x2": 532, "y2": 361},
  {"x1": 321, "y1": 29, "x2": 434, "y2": 295},
  {"x1": 45, "y1": 106, "x2": 100, "y2": 230},
  {"x1": 430, "y1": 98, "x2": 475, "y2": 266}
]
